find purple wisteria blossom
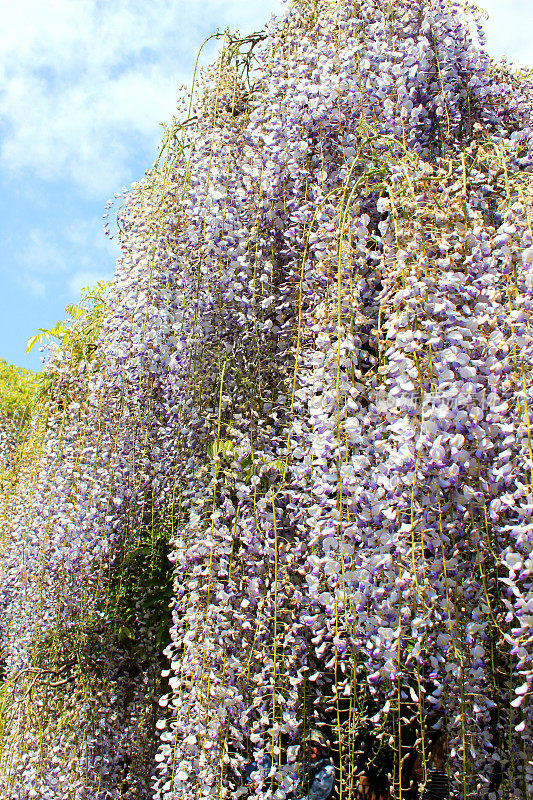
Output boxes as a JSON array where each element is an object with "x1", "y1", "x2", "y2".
[{"x1": 0, "y1": 1, "x2": 532, "y2": 799}]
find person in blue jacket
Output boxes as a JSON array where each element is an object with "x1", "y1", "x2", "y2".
[
  {"x1": 243, "y1": 752, "x2": 273, "y2": 792},
  {"x1": 296, "y1": 729, "x2": 335, "y2": 800}
]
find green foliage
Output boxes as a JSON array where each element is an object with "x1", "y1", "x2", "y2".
[
  {"x1": 208, "y1": 438, "x2": 287, "y2": 478},
  {"x1": 206, "y1": 438, "x2": 236, "y2": 462},
  {"x1": 25, "y1": 321, "x2": 68, "y2": 355},
  {"x1": 27, "y1": 281, "x2": 109, "y2": 369},
  {"x1": 107, "y1": 524, "x2": 174, "y2": 655},
  {"x1": 0, "y1": 359, "x2": 37, "y2": 420}
]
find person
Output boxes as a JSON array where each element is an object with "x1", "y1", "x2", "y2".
[
  {"x1": 296, "y1": 729, "x2": 336, "y2": 800},
  {"x1": 411, "y1": 734, "x2": 450, "y2": 800},
  {"x1": 243, "y1": 753, "x2": 273, "y2": 793},
  {"x1": 353, "y1": 773, "x2": 391, "y2": 800}
]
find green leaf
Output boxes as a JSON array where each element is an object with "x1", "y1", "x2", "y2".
[
  {"x1": 156, "y1": 616, "x2": 171, "y2": 648},
  {"x1": 25, "y1": 335, "x2": 41, "y2": 354},
  {"x1": 143, "y1": 589, "x2": 173, "y2": 608},
  {"x1": 118, "y1": 625, "x2": 136, "y2": 643},
  {"x1": 135, "y1": 546, "x2": 156, "y2": 557},
  {"x1": 25, "y1": 279, "x2": 109, "y2": 367},
  {"x1": 26, "y1": 323, "x2": 65, "y2": 353},
  {"x1": 207, "y1": 439, "x2": 235, "y2": 461}
]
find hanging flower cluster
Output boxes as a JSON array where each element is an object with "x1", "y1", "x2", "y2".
[
  {"x1": 0, "y1": 1, "x2": 532, "y2": 799},
  {"x1": 0, "y1": 411, "x2": 17, "y2": 471}
]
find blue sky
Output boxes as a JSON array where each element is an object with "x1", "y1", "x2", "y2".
[{"x1": 0, "y1": 0, "x2": 531, "y2": 372}]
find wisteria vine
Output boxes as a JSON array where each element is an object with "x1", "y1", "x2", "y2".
[{"x1": 0, "y1": 1, "x2": 532, "y2": 798}]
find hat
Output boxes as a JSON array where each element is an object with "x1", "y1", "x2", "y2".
[{"x1": 302, "y1": 728, "x2": 330, "y2": 749}]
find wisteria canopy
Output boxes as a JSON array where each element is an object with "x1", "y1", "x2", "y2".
[{"x1": 0, "y1": 0, "x2": 532, "y2": 798}]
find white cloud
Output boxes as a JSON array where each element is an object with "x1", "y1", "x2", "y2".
[
  {"x1": 16, "y1": 229, "x2": 68, "y2": 275},
  {"x1": 64, "y1": 218, "x2": 119, "y2": 259},
  {"x1": 478, "y1": 0, "x2": 533, "y2": 67},
  {"x1": 20, "y1": 275, "x2": 46, "y2": 297},
  {"x1": 0, "y1": 0, "x2": 528, "y2": 206},
  {"x1": 14, "y1": 219, "x2": 117, "y2": 301},
  {"x1": 0, "y1": 0, "x2": 527, "y2": 206},
  {"x1": 0, "y1": 0, "x2": 284, "y2": 197}
]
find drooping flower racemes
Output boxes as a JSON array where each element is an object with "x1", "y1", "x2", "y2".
[{"x1": 0, "y1": 1, "x2": 532, "y2": 799}]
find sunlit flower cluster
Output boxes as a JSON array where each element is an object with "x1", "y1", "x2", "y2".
[
  {"x1": 0, "y1": 411, "x2": 17, "y2": 469},
  {"x1": 0, "y1": 1, "x2": 532, "y2": 798}
]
